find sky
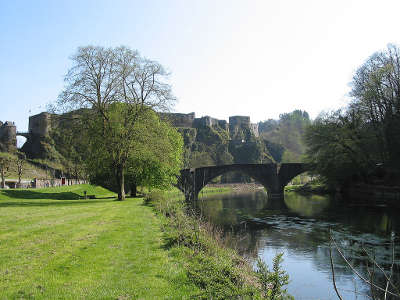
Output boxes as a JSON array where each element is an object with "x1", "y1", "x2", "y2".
[{"x1": 2, "y1": 0, "x2": 400, "y2": 136}]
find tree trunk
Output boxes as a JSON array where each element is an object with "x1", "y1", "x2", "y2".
[
  {"x1": 131, "y1": 183, "x2": 137, "y2": 197},
  {"x1": 18, "y1": 172, "x2": 21, "y2": 188},
  {"x1": 1, "y1": 169, "x2": 4, "y2": 189},
  {"x1": 116, "y1": 165, "x2": 125, "y2": 201}
]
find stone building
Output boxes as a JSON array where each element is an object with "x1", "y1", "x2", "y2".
[
  {"x1": 0, "y1": 121, "x2": 17, "y2": 152},
  {"x1": 21, "y1": 112, "x2": 53, "y2": 158},
  {"x1": 250, "y1": 123, "x2": 259, "y2": 137},
  {"x1": 28, "y1": 112, "x2": 51, "y2": 137},
  {"x1": 159, "y1": 112, "x2": 195, "y2": 127}
]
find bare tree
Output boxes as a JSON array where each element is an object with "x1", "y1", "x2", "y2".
[
  {"x1": 16, "y1": 153, "x2": 26, "y2": 188},
  {"x1": 350, "y1": 44, "x2": 400, "y2": 167},
  {"x1": 329, "y1": 230, "x2": 400, "y2": 299},
  {"x1": 0, "y1": 153, "x2": 12, "y2": 189},
  {"x1": 58, "y1": 46, "x2": 176, "y2": 200}
]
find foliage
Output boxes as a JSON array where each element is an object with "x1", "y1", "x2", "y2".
[
  {"x1": 124, "y1": 110, "x2": 184, "y2": 192},
  {"x1": 264, "y1": 140, "x2": 285, "y2": 163},
  {"x1": 305, "y1": 44, "x2": 400, "y2": 188},
  {"x1": 256, "y1": 254, "x2": 292, "y2": 300},
  {"x1": 86, "y1": 105, "x2": 183, "y2": 195},
  {"x1": 304, "y1": 110, "x2": 377, "y2": 187},
  {"x1": 57, "y1": 46, "x2": 177, "y2": 200},
  {"x1": 48, "y1": 109, "x2": 89, "y2": 177},
  {"x1": 350, "y1": 44, "x2": 400, "y2": 169},
  {"x1": 259, "y1": 110, "x2": 311, "y2": 163},
  {"x1": 21, "y1": 133, "x2": 64, "y2": 162},
  {"x1": 146, "y1": 190, "x2": 292, "y2": 299},
  {"x1": 229, "y1": 140, "x2": 271, "y2": 164}
]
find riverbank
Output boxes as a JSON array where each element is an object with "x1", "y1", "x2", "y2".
[
  {"x1": 0, "y1": 184, "x2": 291, "y2": 299},
  {"x1": 284, "y1": 182, "x2": 333, "y2": 195},
  {"x1": 342, "y1": 183, "x2": 400, "y2": 207},
  {"x1": 205, "y1": 183, "x2": 265, "y2": 192},
  {"x1": 146, "y1": 189, "x2": 291, "y2": 299},
  {"x1": 0, "y1": 185, "x2": 199, "y2": 299},
  {"x1": 285, "y1": 182, "x2": 400, "y2": 207}
]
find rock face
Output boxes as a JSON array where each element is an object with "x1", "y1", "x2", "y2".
[
  {"x1": 161, "y1": 112, "x2": 273, "y2": 177},
  {"x1": 0, "y1": 121, "x2": 17, "y2": 152}
]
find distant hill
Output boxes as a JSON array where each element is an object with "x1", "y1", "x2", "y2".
[{"x1": 258, "y1": 110, "x2": 311, "y2": 162}]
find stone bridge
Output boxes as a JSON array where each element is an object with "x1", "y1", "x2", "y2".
[
  {"x1": 16, "y1": 132, "x2": 30, "y2": 139},
  {"x1": 177, "y1": 163, "x2": 308, "y2": 202}
]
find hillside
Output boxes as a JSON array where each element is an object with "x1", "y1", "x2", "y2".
[
  {"x1": 258, "y1": 110, "x2": 311, "y2": 162},
  {"x1": 1, "y1": 109, "x2": 311, "y2": 183},
  {"x1": 162, "y1": 114, "x2": 275, "y2": 168}
]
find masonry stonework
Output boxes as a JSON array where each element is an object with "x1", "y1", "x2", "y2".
[{"x1": 0, "y1": 121, "x2": 17, "y2": 152}]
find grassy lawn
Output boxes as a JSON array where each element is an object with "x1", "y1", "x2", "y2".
[{"x1": 0, "y1": 184, "x2": 198, "y2": 299}]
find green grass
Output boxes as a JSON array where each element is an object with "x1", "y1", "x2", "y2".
[
  {"x1": 284, "y1": 182, "x2": 332, "y2": 195},
  {"x1": 197, "y1": 186, "x2": 232, "y2": 196},
  {"x1": 0, "y1": 184, "x2": 198, "y2": 299}
]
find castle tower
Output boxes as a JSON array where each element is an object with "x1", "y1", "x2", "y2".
[
  {"x1": 0, "y1": 121, "x2": 17, "y2": 152},
  {"x1": 28, "y1": 112, "x2": 51, "y2": 137}
]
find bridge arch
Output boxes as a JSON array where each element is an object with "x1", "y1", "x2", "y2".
[{"x1": 177, "y1": 163, "x2": 308, "y2": 202}]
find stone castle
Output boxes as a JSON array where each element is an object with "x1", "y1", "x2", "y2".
[
  {"x1": 0, "y1": 111, "x2": 259, "y2": 155},
  {"x1": 0, "y1": 120, "x2": 17, "y2": 152},
  {"x1": 160, "y1": 112, "x2": 259, "y2": 137},
  {"x1": 0, "y1": 112, "x2": 52, "y2": 156}
]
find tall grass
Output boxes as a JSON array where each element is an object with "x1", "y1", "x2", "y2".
[{"x1": 146, "y1": 189, "x2": 293, "y2": 300}]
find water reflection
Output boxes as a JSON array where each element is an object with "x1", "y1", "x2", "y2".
[{"x1": 197, "y1": 190, "x2": 400, "y2": 299}]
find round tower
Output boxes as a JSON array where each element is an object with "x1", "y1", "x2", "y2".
[
  {"x1": 0, "y1": 121, "x2": 17, "y2": 151},
  {"x1": 28, "y1": 112, "x2": 51, "y2": 137}
]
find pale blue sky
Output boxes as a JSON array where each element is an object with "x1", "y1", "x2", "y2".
[{"x1": 2, "y1": 0, "x2": 400, "y2": 135}]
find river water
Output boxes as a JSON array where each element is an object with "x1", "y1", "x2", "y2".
[{"x1": 197, "y1": 189, "x2": 400, "y2": 299}]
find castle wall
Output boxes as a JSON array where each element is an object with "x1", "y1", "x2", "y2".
[
  {"x1": 229, "y1": 116, "x2": 250, "y2": 129},
  {"x1": 0, "y1": 121, "x2": 17, "y2": 151},
  {"x1": 28, "y1": 112, "x2": 51, "y2": 137},
  {"x1": 250, "y1": 123, "x2": 259, "y2": 137},
  {"x1": 193, "y1": 116, "x2": 220, "y2": 128},
  {"x1": 159, "y1": 112, "x2": 195, "y2": 127},
  {"x1": 158, "y1": 113, "x2": 254, "y2": 137}
]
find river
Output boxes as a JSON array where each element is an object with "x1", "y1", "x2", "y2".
[{"x1": 196, "y1": 189, "x2": 400, "y2": 299}]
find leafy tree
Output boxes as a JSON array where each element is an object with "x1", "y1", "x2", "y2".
[
  {"x1": 264, "y1": 140, "x2": 285, "y2": 163},
  {"x1": 259, "y1": 110, "x2": 311, "y2": 162},
  {"x1": 125, "y1": 110, "x2": 183, "y2": 195},
  {"x1": 305, "y1": 44, "x2": 400, "y2": 188},
  {"x1": 86, "y1": 105, "x2": 183, "y2": 196},
  {"x1": 305, "y1": 107, "x2": 387, "y2": 187},
  {"x1": 350, "y1": 44, "x2": 400, "y2": 168},
  {"x1": 57, "y1": 46, "x2": 175, "y2": 200}
]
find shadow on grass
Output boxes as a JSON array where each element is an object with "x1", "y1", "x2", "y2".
[
  {"x1": 0, "y1": 200, "x2": 109, "y2": 207},
  {"x1": 1, "y1": 190, "x2": 81, "y2": 200}
]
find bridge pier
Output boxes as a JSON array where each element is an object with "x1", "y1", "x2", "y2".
[{"x1": 268, "y1": 192, "x2": 284, "y2": 199}]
